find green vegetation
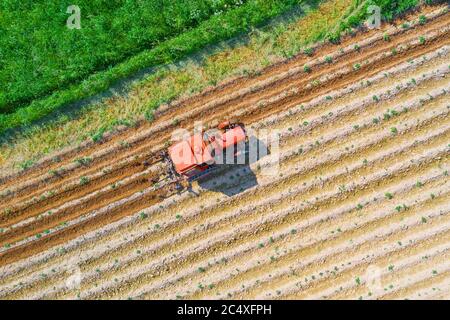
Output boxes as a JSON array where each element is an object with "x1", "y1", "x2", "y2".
[
  {"x1": 139, "y1": 212, "x2": 148, "y2": 220},
  {"x1": 395, "y1": 204, "x2": 408, "y2": 212},
  {"x1": 303, "y1": 47, "x2": 314, "y2": 56},
  {"x1": 385, "y1": 192, "x2": 393, "y2": 200},
  {"x1": 19, "y1": 159, "x2": 34, "y2": 170},
  {"x1": 0, "y1": 0, "x2": 301, "y2": 134},
  {"x1": 419, "y1": 14, "x2": 427, "y2": 25},
  {"x1": 75, "y1": 157, "x2": 92, "y2": 166},
  {"x1": 324, "y1": 0, "x2": 421, "y2": 43},
  {"x1": 198, "y1": 267, "x2": 206, "y2": 273},
  {"x1": 79, "y1": 176, "x2": 89, "y2": 185}
]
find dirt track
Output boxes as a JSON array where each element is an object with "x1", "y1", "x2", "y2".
[{"x1": 0, "y1": 5, "x2": 449, "y2": 300}]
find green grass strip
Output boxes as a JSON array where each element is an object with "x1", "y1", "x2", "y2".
[{"x1": 0, "y1": 0, "x2": 300, "y2": 135}]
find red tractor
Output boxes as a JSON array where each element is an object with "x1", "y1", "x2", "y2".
[{"x1": 163, "y1": 121, "x2": 247, "y2": 184}]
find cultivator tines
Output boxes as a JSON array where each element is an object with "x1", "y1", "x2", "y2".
[{"x1": 160, "y1": 151, "x2": 175, "y2": 180}]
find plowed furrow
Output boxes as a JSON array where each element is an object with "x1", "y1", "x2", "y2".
[
  {"x1": 121, "y1": 188, "x2": 450, "y2": 299},
  {"x1": 402, "y1": 275, "x2": 450, "y2": 300},
  {"x1": 284, "y1": 228, "x2": 450, "y2": 300},
  {"x1": 268, "y1": 229, "x2": 450, "y2": 300},
  {"x1": 65, "y1": 136, "x2": 449, "y2": 299},
  {"x1": 0, "y1": 165, "x2": 164, "y2": 247},
  {"x1": 2, "y1": 50, "x2": 447, "y2": 239},
  {"x1": 18, "y1": 149, "x2": 449, "y2": 299},
  {"x1": 240, "y1": 224, "x2": 450, "y2": 300},
  {"x1": 314, "y1": 248, "x2": 450, "y2": 300}
]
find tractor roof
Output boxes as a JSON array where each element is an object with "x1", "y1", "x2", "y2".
[
  {"x1": 215, "y1": 126, "x2": 247, "y2": 150},
  {"x1": 168, "y1": 134, "x2": 214, "y2": 174}
]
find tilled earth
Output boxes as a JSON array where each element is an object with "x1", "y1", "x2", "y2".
[{"x1": 0, "y1": 5, "x2": 449, "y2": 300}]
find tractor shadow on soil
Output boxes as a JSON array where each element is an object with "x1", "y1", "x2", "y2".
[{"x1": 197, "y1": 136, "x2": 270, "y2": 197}]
